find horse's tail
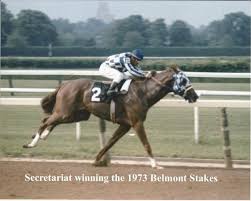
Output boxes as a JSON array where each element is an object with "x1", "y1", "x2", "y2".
[{"x1": 41, "y1": 86, "x2": 61, "y2": 114}]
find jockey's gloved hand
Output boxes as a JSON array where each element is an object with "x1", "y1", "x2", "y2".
[{"x1": 145, "y1": 71, "x2": 152, "y2": 79}]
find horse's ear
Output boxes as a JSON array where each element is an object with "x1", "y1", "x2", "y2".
[{"x1": 169, "y1": 64, "x2": 181, "y2": 73}]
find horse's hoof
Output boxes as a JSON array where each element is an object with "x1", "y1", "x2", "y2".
[
  {"x1": 92, "y1": 160, "x2": 108, "y2": 167},
  {"x1": 153, "y1": 165, "x2": 164, "y2": 170},
  {"x1": 23, "y1": 144, "x2": 33, "y2": 148},
  {"x1": 23, "y1": 144, "x2": 29, "y2": 148}
]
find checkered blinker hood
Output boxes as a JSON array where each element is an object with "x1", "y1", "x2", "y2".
[{"x1": 172, "y1": 71, "x2": 191, "y2": 96}]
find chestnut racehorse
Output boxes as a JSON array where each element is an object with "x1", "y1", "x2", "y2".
[{"x1": 23, "y1": 66, "x2": 198, "y2": 169}]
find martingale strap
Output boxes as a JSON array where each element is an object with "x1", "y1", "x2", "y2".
[
  {"x1": 150, "y1": 73, "x2": 186, "y2": 94},
  {"x1": 110, "y1": 100, "x2": 116, "y2": 123},
  {"x1": 151, "y1": 76, "x2": 166, "y2": 88},
  {"x1": 150, "y1": 74, "x2": 174, "y2": 92}
]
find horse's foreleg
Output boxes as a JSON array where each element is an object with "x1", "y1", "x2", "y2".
[
  {"x1": 93, "y1": 124, "x2": 131, "y2": 166},
  {"x1": 133, "y1": 121, "x2": 163, "y2": 169}
]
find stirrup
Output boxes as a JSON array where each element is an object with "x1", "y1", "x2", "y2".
[{"x1": 107, "y1": 89, "x2": 117, "y2": 96}]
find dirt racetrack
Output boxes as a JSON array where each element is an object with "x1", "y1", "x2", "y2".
[{"x1": 0, "y1": 160, "x2": 249, "y2": 200}]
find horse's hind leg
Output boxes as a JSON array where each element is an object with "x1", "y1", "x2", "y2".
[
  {"x1": 31, "y1": 116, "x2": 50, "y2": 139},
  {"x1": 39, "y1": 124, "x2": 56, "y2": 140},
  {"x1": 40, "y1": 109, "x2": 91, "y2": 139},
  {"x1": 24, "y1": 109, "x2": 91, "y2": 148},
  {"x1": 23, "y1": 113, "x2": 62, "y2": 148}
]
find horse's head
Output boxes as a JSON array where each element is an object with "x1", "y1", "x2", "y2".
[
  {"x1": 146, "y1": 66, "x2": 198, "y2": 103},
  {"x1": 171, "y1": 70, "x2": 199, "y2": 103}
]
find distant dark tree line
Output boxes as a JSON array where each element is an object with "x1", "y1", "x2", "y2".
[{"x1": 1, "y1": 2, "x2": 250, "y2": 48}]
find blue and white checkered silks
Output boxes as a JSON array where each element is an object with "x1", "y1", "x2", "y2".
[{"x1": 172, "y1": 71, "x2": 191, "y2": 96}]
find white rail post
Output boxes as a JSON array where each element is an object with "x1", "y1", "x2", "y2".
[
  {"x1": 194, "y1": 106, "x2": 200, "y2": 144},
  {"x1": 221, "y1": 107, "x2": 232, "y2": 168},
  {"x1": 8, "y1": 77, "x2": 15, "y2": 96},
  {"x1": 76, "y1": 122, "x2": 81, "y2": 141}
]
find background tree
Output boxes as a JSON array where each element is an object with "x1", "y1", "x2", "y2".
[
  {"x1": 72, "y1": 18, "x2": 106, "y2": 46},
  {"x1": 6, "y1": 30, "x2": 28, "y2": 47},
  {"x1": 74, "y1": 18, "x2": 106, "y2": 38},
  {"x1": 16, "y1": 10, "x2": 58, "y2": 46},
  {"x1": 73, "y1": 37, "x2": 96, "y2": 47},
  {"x1": 2, "y1": 1, "x2": 250, "y2": 48},
  {"x1": 103, "y1": 15, "x2": 148, "y2": 48},
  {"x1": 206, "y1": 20, "x2": 228, "y2": 46},
  {"x1": 52, "y1": 19, "x2": 75, "y2": 45},
  {"x1": 169, "y1": 20, "x2": 192, "y2": 46},
  {"x1": 52, "y1": 18, "x2": 74, "y2": 34},
  {"x1": 52, "y1": 18, "x2": 106, "y2": 46},
  {"x1": 190, "y1": 25, "x2": 208, "y2": 46},
  {"x1": 1, "y1": 2, "x2": 14, "y2": 46},
  {"x1": 122, "y1": 31, "x2": 145, "y2": 48},
  {"x1": 222, "y1": 12, "x2": 250, "y2": 46},
  {"x1": 205, "y1": 12, "x2": 250, "y2": 46},
  {"x1": 146, "y1": 19, "x2": 168, "y2": 47},
  {"x1": 56, "y1": 32, "x2": 75, "y2": 46}
]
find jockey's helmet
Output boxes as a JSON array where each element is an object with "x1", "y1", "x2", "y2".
[{"x1": 132, "y1": 49, "x2": 144, "y2": 61}]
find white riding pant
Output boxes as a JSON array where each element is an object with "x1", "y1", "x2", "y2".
[{"x1": 99, "y1": 62, "x2": 132, "y2": 83}]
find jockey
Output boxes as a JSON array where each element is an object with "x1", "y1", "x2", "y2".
[{"x1": 99, "y1": 49, "x2": 145, "y2": 96}]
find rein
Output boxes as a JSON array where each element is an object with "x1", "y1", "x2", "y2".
[
  {"x1": 150, "y1": 76, "x2": 167, "y2": 88},
  {"x1": 150, "y1": 74, "x2": 174, "y2": 93}
]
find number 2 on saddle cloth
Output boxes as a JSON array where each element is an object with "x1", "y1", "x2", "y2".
[{"x1": 91, "y1": 80, "x2": 128, "y2": 103}]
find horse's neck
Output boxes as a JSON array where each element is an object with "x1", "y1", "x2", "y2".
[{"x1": 144, "y1": 71, "x2": 174, "y2": 107}]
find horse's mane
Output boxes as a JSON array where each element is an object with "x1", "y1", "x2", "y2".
[
  {"x1": 147, "y1": 64, "x2": 179, "y2": 79},
  {"x1": 169, "y1": 64, "x2": 181, "y2": 73}
]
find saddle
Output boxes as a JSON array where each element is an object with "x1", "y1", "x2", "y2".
[
  {"x1": 91, "y1": 79, "x2": 132, "y2": 104},
  {"x1": 91, "y1": 79, "x2": 132, "y2": 123}
]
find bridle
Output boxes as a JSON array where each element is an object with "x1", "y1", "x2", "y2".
[
  {"x1": 150, "y1": 73, "x2": 194, "y2": 97},
  {"x1": 183, "y1": 85, "x2": 193, "y2": 97}
]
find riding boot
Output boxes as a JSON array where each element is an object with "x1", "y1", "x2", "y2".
[{"x1": 107, "y1": 82, "x2": 119, "y2": 96}]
